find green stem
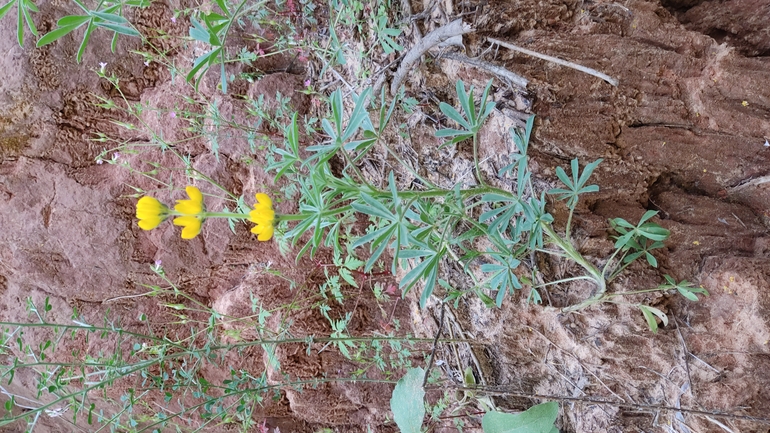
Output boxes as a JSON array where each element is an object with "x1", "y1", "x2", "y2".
[
  {"x1": 531, "y1": 275, "x2": 595, "y2": 289},
  {"x1": 541, "y1": 223, "x2": 607, "y2": 312},
  {"x1": 601, "y1": 247, "x2": 628, "y2": 282},
  {"x1": 565, "y1": 207, "x2": 574, "y2": 240},
  {"x1": 201, "y1": 211, "x2": 248, "y2": 218},
  {"x1": 472, "y1": 135, "x2": 488, "y2": 188},
  {"x1": 380, "y1": 141, "x2": 438, "y2": 189},
  {"x1": 605, "y1": 287, "x2": 668, "y2": 297}
]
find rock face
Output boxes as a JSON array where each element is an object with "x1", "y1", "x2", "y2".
[{"x1": 2, "y1": 0, "x2": 770, "y2": 431}]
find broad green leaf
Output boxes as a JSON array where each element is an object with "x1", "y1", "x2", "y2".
[
  {"x1": 213, "y1": 0, "x2": 231, "y2": 15},
  {"x1": 390, "y1": 367, "x2": 425, "y2": 433},
  {"x1": 481, "y1": 402, "x2": 559, "y2": 433},
  {"x1": 21, "y1": 0, "x2": 36, "y2": 36}
]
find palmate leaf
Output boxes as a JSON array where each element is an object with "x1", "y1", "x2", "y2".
[
  {"x1": 352, "y1": 187, "x2": 412, "y2": 274},
  {"x1": 186, "y1": 10, "x2": 231, "y2": 92},
  {"x1": 283, "y1": 173, "x2": 344, "y2": 260},
  {"x1": 657, "y1": 274, "x2": 709, "y2": 302},
  {"x1": 0, "y1": 0, "x2": 38, "y2": 46},
  {"x1": 523, "y1": 193, "x2": 554, "y2": 249},
  {"x1": 548, "y1": 158, "x2": 602, "y2": 209},
  {"x1": 35, "y1": 3, "x2": 144, "y2": 62},
  {"x1": 398, "y1": 239, "x2": 442, "y2": 308},
  {"x1": 610, "y1": 211, "x2": 670, "y2": 250},
  {"x1": 376, "y1": 14, "x2": 403, "y2": 54},
  {"x1": 267, "y1": 113, "x2": 301, "y2": 181},
  {"x1": 480, "y1": 252, "x2": 522, "y2": 307},
  {"x1": 435, "y1": 79, "x2": 496, "y2": 147},
  {"x1": 479, "y1": 193, "x2": 523, "y2": 234}
]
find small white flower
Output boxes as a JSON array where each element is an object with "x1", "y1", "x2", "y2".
[
  {"x1": 144, "y1": 60, "x2": 150, "y2": 67},
  {"x1": 764, "y1": 139, "x2": 769, "y2": 147},
  {"x1": 99, "y1": 62, "x2": 107, "y2": 73}
]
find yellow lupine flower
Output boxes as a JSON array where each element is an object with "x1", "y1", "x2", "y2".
[
  {"x1": 136, "y1": 196, "x2": 169, "y2": 230},
  {"x1": 173, "y1": 186, "x2": 205, "y2": 239},
  {"x1": 249, "y1": 193, "x2": 275, "y2": 241}
]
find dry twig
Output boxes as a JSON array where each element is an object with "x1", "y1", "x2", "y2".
[
  {"x1": 391, "y1": 19, "x2": 474, "y2": 95},
  {"x1": 487, "y1": 37, "x2": 619, "y2": 87},
  {"x1": 439, "y1": 52, "x2": 529, "y2": 88}
]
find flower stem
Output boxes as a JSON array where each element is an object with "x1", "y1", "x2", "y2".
[{"x1": 202, "y1": 211, "x2": 249, "y2": 218}]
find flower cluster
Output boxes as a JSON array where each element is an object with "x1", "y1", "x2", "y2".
[{"x1": 135, "y1": 186, "x2": 275, "y2": 241}]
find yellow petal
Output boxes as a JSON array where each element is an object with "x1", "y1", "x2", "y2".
[
  {"x1": 250, "y1": 223, "x2": 273, "y2": 241},
  {"x1": 138, "y1": 216, "x2": 162, "y2": 231},
  {"x1": 173, "y1": 215, "x2": 202, "y2": 239},
  {"x1": 181, "y1": 222, "x2": 202, "y2": 239},
  {"x1": 248, "y1": 193, "x2": 275, "y2": 241},
  {"x1": 136, "y1": 196, "x2": 168, "y2": 230},
  {"x1": 186, "y1": 186, "x2": 203, "y2": 203},
  {"x1": 174, "y1": 186, "x2": 205, "y2": 215},
  {"x1": 175, "y1": 199, "x2": 202, "y2": 215},
  {"x1": 254, "y1": 193, "x2": 272, "y2": 208},
  {"x1": 250, "y1": 225, "x2": 265, "y2": 235},
  {"x1": 249, "y1": 209, "x2": 275, "y2": 225},
  {"x1": 257, "y1": 225, "x2": 274, "y2": 241}
]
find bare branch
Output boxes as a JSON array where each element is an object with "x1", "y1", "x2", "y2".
[
  {"x1": 488, "y1": 37, "x2": 619, "y2": 87},
  {"x1": 390, "y1": 19, "x2": 474, "y2": 95},
  {"x1": 439, "y1": 52, "x2": 529, "y2": 88}
]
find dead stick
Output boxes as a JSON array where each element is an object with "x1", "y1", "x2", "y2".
[
  {"x1": 422, "y1": 305, "x2": 446, "y2": 387},
  {"x1": 391, "y1": 19, "x2": 474, "y2": 95},
  {"x1": 439, "y1": 52, "x2": 529, "y2": 88},
  {"x1": 487, "y1": 37, "x2": 619, "y2": 87},
  {"x1": 729, "y1": 175, "x2": 770, "y2": 193}
]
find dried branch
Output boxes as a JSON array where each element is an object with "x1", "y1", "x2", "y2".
[
  {"x1": 488, "y1": 37, "x2": 619, "y2": 87},
  {"x1": 439, "y1": 52, "x2": 529, "y2": 88},
  {"x1": 390, "y1": 19, "x2": 474, "y2": 95}
]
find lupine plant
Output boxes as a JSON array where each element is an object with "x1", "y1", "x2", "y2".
[
  {"x1": 246, "y1": 80, "x2": 708, "y2": 327},
  {"x1": 126, "y1": 78, "x2": 708, "y2": 325}
]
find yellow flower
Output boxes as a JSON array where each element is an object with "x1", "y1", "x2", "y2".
[
  {"x1": 173, "y1": 186, "x2": 205, "y2": 239},
  {"x1": 136, "y1": 196, "x2": 169, "y2": 230},
  {"x1": 249, "y1": 193, "x2": 275, "y2": 241}
]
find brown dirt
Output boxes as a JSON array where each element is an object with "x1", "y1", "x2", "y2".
[{"x1": 1, "y1": 0, "x2": 770, "y2": 431}]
